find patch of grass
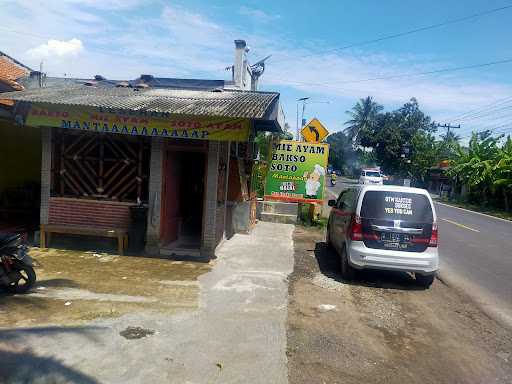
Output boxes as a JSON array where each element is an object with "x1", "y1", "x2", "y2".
[
  {"x1": 297, "y1": 203, "x2": 327, "y2": 228},
  {"x1": 298, "y1": 217, "x2": 328, "y2": 229},
  {"x1": 436, "y1": 197, "x2": 512, "y2": 221},
  {"x1": 313, "y1": 217, "x2": 328, "y2": 229}
]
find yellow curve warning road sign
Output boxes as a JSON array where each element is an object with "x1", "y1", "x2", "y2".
[{"x1": 301, "y1": 118, "x2": 329, "y2": 143}]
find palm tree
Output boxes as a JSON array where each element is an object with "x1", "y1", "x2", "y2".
[
  {"x1": 440, "y1": 130, "x2": 461, "y2": 143},
  {"x1": 439, "y1": 130, "x2": 461, "y2": 160},
  {"x1": 344, "y1": 96, "x2": 383, "y2": 145}
]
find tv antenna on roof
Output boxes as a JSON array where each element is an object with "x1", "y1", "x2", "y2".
[{"x1": 250, "y1": 55, "x2": 271, "y2": 90}]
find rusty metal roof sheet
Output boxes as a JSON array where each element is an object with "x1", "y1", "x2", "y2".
[{"x1": 2, "y1": 85, "x2": 280, "y2": 119}]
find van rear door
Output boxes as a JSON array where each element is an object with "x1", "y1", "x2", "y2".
[{"x1": 359, "y1": 190, "x2": 434, "y2": 252}]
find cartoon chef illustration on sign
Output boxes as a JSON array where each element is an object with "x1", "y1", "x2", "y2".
[{"x1": 303, "y1": 164, "x2": 325, "y2": 199}]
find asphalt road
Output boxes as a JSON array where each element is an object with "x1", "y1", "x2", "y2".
[
  {"x1": 288, "y1": 227, "x2": 512, "y2": 384},
  {"x1": 326, "y1": 181, "x2": 512, "y2": 327},
  {"x1": 435, "y1": 202, "x2": 512, "y2": 327}
]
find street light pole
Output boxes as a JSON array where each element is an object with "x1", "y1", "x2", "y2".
[
  {"x1": 301, "y1": 102, "x2": 307, "y2": 130},
  {"x1": 296, "y1": 97, "x2": 310, "y2": 141},
  {"x1": 301, "y1": 101, "x2": 330, "y2": 139}
]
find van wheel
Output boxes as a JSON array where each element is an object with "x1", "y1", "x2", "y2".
[
  {"x1": 340, "y1": 246, "x2": 356, "y2": 281},
  {"x1": 416, "y1": 273, "x2": 435, "y2": 288}
]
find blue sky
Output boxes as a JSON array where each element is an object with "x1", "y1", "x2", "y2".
[{"x1": 1, "y1": 0, "x2": 511, "y2": 140}]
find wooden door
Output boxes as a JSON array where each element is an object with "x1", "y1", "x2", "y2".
[{"x1": 161, "y1": 151, "x2": 181, "y2": 244}]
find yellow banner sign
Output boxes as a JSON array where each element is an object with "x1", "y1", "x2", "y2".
[{"x1": 25, "y1": 103, "x2": 251, "y2": 142}]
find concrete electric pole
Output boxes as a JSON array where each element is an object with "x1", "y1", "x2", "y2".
[{"x1": 436, "y1": 123, "x2": 461, "y2": 137}]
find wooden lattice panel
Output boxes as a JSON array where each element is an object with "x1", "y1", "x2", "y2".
[{"x1": 51, "y1": 130, "x2": 150, "y2": 202}]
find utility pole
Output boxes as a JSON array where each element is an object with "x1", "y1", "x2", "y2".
[{"x1": 436, "y1": 123, "x2": 461, "y2": 137}]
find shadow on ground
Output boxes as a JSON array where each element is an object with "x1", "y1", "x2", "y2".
[
  {"x1": 314, "y1": 241, "x2": 425, "y2": 291},
  {"x1": 0, "y1": 326, "x2": 104, "y2": 384}
]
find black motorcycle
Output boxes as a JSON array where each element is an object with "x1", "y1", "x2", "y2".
[{"x1": 0, "y1": 234, "x2": 36, "y2": 293}]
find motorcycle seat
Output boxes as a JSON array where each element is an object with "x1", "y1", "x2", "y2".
[{"x1": 0, "y1": 233, "x2": 21, "y2": 249}]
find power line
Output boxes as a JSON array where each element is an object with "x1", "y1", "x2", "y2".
[
  {"x1": 453, "y1": 105, "x2": 512, "y2": 123},
  {"x1": 437, "y1": 123, "x2": 461, "y2": 137},
  {"x1": 271, "y1": 4, "x2": 512, "y2": 64},
  {"x1": 271, "y1": 58, "x2": 512, "y2": 89},
  {"x1": 333, "y1": 58, "x2": 512, "y2": 85},
  {"x1": 444, "y1": 95, "x2": 512, "y2": 122},
  {"x1": 459, "y1": 122, "x2": 512, "y2": 139},
  {"x1": 2, "y1": 24, "x2": 511, "y2": 91}
]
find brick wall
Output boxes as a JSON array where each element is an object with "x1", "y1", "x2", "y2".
[
  {"x1": 202, "y1": 141, "x2": 219, "y2": 256},
  {"x1": 215, "y1": 141, "x2": 229, "y2": 245},
  {"x1": 48, "y1": 197, "x2": 133, "y2": 229},
  {"x1": 40, "y1": 127, "x2": 51, "y2": 225}
]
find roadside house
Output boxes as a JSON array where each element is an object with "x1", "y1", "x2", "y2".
[{"x1": 0, "y1": 40, "x2": 284, "y2": 258}]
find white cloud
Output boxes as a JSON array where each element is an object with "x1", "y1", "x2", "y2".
[
  {"x1": 27, "y1": 38, "x2": 84, "y2": 59},
  {"x1": 263, "y1": 50, "x2": 512, "y2": 116},
  {"x1": 239, "y1": 6, "x2": 280, "y2": 23},
  {"x1": 1, "y1": 0, "x2": 511, "y2": 133}
]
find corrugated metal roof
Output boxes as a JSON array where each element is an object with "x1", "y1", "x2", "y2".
[{"x1": 2, "y1": 85, "x2": 280, "y2": 119}]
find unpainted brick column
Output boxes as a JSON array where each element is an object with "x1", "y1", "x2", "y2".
[
  {"x1": 40, "y1": 127, "x2": 52, "y2": 225},
  {"x1": 201, "y1": 141, "x2": 220, "y2": 258},
  {"x1": 145, "y1": 137, "x2": 164, "y2": 254}
]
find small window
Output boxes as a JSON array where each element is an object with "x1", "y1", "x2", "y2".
[
  {"x1": 335, "y1": 191, "x2": 347, "y2": 208},
  {"x1": 337, "y1": 189, "x2": 356, "y2": 211},
  {"x1": 365, "y1": 171, "x2": 381, "y2": 177},
  {"x1": 361, "y1": 171, "x2": 365, "y2": 177}
]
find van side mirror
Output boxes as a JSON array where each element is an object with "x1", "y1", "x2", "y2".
[{"x1": 328, "y1": 199, "x2": 336, "y2": 207}]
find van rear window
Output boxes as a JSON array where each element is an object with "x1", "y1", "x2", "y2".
[{"x1": 360, "y1": 191, "x2": 433, "y2": 222}]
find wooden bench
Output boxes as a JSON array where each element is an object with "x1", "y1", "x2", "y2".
[{"x1": 40, "y1": 224, "x2": 129, "y2": 255}]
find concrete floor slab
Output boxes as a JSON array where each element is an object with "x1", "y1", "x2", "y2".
[{"x1": 0, "y1": 221, "x2": 294, "y2": 384}]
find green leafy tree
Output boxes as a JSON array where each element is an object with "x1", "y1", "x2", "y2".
[
  {"x1": 326, "y1": 131, "x2": 356, "y2": 174},
  {"x1": 435, "y1": 129, "x2": 461, "y2": 161},
  {"x1": 408, "y1": 131, "x2": 440, "y2": 185},
  {"x1": 355, "y1": 98, "x2": 434, "y2": 178}
]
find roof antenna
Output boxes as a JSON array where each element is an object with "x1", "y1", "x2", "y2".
[{"x1": 250, "y1": 55, "x2": 271, "y2": 91}]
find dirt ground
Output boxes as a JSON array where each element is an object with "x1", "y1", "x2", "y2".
[
  {"x1": 0, "y1": 247, "x2": 210, "y2": 327},
  {"x1": 287, "y1": 226, "x2": 512, "y2": 384}
]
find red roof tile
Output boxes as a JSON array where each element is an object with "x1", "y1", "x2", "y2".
[{"x1": 0, "y1": 55, "x2": 29, "y2": 81}]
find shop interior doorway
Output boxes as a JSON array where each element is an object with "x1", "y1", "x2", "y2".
[{"x1": 161, "y1": 150, "x2": 206, "y2": 250}]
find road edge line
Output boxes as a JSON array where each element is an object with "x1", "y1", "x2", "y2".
[{"x1": 435, "y1": 201, "x2": 512, "y2": 224}]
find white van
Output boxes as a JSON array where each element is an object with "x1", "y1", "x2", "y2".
[
  {"x1": 327, "y1": 185, "x2": 438, "y2": 288},
  {"x1": 359, "y1": 169, "x2": 383, "y2": 185}
]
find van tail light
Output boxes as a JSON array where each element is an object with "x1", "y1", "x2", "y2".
[
  {"x1": 349, "y1": 215, "x2": 363, "y2": 241},
  {"x1": 429, "y1": 223, "x2": 438, "y2": 247}
]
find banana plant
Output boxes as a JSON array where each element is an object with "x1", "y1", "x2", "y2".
[
  {"x1": 493, "y1": 136, "x2": 512, "y2": 211},
  {"x1": 447, "y1": 132, "x2": 501, "y2": 202}
]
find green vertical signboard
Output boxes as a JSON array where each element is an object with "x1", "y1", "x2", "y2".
[{"x1": 264, "y1": 140, "x2": 329, "y2": 203}]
